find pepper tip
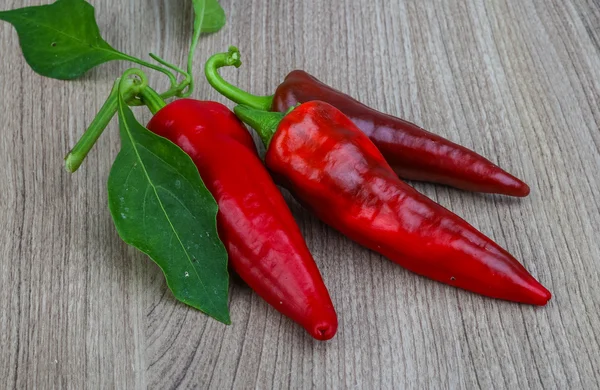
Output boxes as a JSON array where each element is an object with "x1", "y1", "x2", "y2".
[
  {"x1": 309, "y1": 321, "x2": 337, "y2": 341},
  {"x1": 516, "y1": 182, "x2": 531, "y2": 197},
  {"x1": 526, "y1": 281, "x2": 552, "y2": 306}
]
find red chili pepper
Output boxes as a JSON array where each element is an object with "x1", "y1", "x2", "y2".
[
  {"x1": 233, "y1": 101, "x2": 551, "y2": 305},
  {"x1": 147, "y1": 99, "x2": 338, "y2": 340},
  {"x1": 205, "y1": 47, "x2": 530, "y2": 197}
]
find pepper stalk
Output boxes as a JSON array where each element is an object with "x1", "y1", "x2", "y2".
[{"x1": 205, "y1": 46, "x2": 275, "y2": 111}]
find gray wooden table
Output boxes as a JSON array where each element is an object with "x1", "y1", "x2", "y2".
[{"x1": 1, "y1": 0, "x2": 599, "y2": 388}]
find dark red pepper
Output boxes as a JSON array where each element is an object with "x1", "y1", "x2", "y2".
[
  {"x1": 233, "y1": 101, "x2": 551, "y2": 305},
  {"x1": 147, "y1": 99, "x2": 338, "y2": 340},
  {"x1": 205, "y1": 47, "x2": 530, "y2": 197}
]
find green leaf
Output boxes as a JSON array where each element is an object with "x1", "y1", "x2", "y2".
[
  {"x1": 0, "y1": 0, "x2": 127, "y2": 80},
  {"x1": 194, "y1": 0, "x2": 226, "y2": 34},
  {"x1": 108, "y1": 93, "x2": 230, "y2": 324}
]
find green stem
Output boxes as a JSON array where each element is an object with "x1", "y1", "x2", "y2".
[
  {"x1": 140, "y1": 87, "x2": 167, "y2": 115},
  {"x1": 118, "y1": 52, "x2": 177, "y2": 87},
  {"x1": 64, "y1": 69, "x2": 149, "y2": 173},
  {"x1": 64, "y1": 84, "x2": 119, "y2": 173},
  {"x1": 205, "y1": 46, "x2": 274, "y2": 111},
  {"x1": 149, "y1": 53, "x2": 193, "y2": 99},
  {"x1": 233, "y1": 105, "x2": 284, "y2": 147},
  {"x1": 150, "y1": 53, "x2": 188, "y2": 80},
  {"x1": 185, "y1": 0, "x2": 205, "y2": 98}
]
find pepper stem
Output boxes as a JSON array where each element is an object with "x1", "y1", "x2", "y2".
[
  {"x1": 140, "y1": 86, "x2": 167, "y2": 115},
  {"x1": 205, "y1": 46, "x2": 274, "y2": 111},
  {"x1": 234, "y1": 105, "x2": 284, "y2": 147}
]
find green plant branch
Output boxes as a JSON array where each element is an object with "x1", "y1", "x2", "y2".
[
  {"x1": 149, "y1": 53, "x2": 193, "y2": 99},
  {"x1": 118, "y1": 52, "x2": 177, "y2": 87},
  {"x1": 184, "y1": 0, "x2": 206, "y2": 98},
  {"x1": 64, "y1": 84, "x2": 118, "y2": 172},
  {"x1": 65, "y1": 69, "x2": 152, "y2": 173}
]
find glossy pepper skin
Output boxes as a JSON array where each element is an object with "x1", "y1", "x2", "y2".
[
  {"x1": 272, "y1": 71, "x2": 530, "y2": 196},
  {"x1": 234, "y1": 101, "x2": 551, "y2": 305},
  {"x1": 205, "y1": 47, "x2": 530, "y2": 197},
  {"x1": 147, "y1": 99, "x2": 338, "y2": 340}
]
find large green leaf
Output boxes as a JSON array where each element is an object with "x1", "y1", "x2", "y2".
[
  {"x1": 108, "y1": 93, "x2": 230, "y2": 324},
  {"x1": 0, "y1": 0, "x2": 127, "y2": 80}
]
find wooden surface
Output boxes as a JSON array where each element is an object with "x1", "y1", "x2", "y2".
[{"x1": 1, "y1": 0, "x2": 599, "y2": 388}]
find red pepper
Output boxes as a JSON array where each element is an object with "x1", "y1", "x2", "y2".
[
  {"x1": 205, "y1": 47, "x2": 530, "y2": 197},
  {"x1": 233, "y1": 101, "x2": 551, "y2": 305},
  {"x1": 147, "y1": 99, "x2": 338, "y2": 340}
]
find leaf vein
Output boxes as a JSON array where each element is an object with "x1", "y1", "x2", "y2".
[
  {"x1": 134, "y1": 142, "x2": 205, "y2": 197},
  {"x1": 119, "y1": 103, "x2": 215, "y2": 312}
]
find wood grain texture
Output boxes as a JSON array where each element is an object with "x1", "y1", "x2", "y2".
[{"x1": 1, "y1": 0, "x2": 599, "y2": 388}]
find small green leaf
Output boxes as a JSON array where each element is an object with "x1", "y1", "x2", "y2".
[
  {"x1": 193, "y1": 0, "x2": 226, "y2": 34},
  {"x1": 0, "y1": 0, "x2": 127, "y2": 80},
  {"x1": 108, "y1": 93, "x2": 230, "y2": 324}
]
